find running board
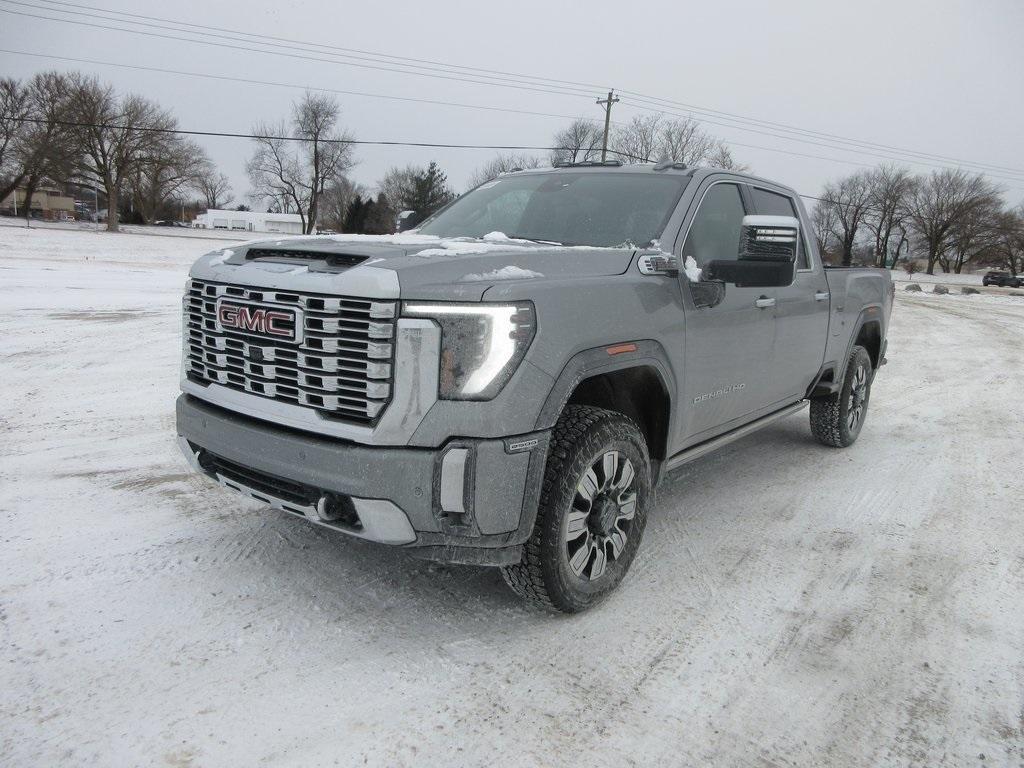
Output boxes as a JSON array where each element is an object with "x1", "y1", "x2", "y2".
[{"x1": 664, "y1": 401, "x2": 808, "y2": 472}]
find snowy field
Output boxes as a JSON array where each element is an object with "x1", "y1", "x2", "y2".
[{"x1": 2, "y1": 225, "x2": 1023, "y2": 767}]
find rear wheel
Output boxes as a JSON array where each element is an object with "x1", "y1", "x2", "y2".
[
  {"x1": 501, "y1": 405, "x2": 651, "y2": 613},
  {"x1": 810, "y1": 345, "x2": 873, "y2": 448}
]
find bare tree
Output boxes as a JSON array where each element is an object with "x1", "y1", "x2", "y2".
[
  {"x1": 378, "y1": 165, "x2": 419, "y2": 213},
  {"x1": 811, "y1": 200, "x2": 839, "y2": 261},
  {"x1": 194, "y1": 165, "x2": 233, "y2": 209},
  {"x1": 611, "y1": 114, "x2": 747, "y2": 169},
  {"x1": 991, "y1": 204, "x2": 1024, "y2": 276},
  {"x1": 0, "y1": 78, "x2": 32, "y2": 197},
  {"x1": 612, "y1": 114, "x2": 663, "y2": 163},
  {"x1": 657, "y1": 117, "x2": 719, "y2": 165},
  {"x1": 319, "y1": 176, "x2": 363, "y2": 231},
  {"x1": 550, "y1": 119, "x2": 602, "y2": 165},
  {"x1": 377, "y1": 162, "x2": 454, "y2": 227},
  {"x1": 905, "y1": 168, "x2": 1001, "y2": 274},
  {"x1": 707, "y1": 144, "x2": 749, "y2": 172},
  {"x1": 1, "y1": 73, "x2": 76, "y2": 214},
  {"x1": 903, "y1": 259, "x2": 921, "y2": 279},
  {"x1": 993, "y1": 206, "x2": 1024, "y2": 276},
  {"x1": 944, "y1": 195, "x2": 1002, "y2": 273},
  {"x1": 67, "y1": 73, "x2": 177, "y2": 231},
  {"x1": 468, "y1": 152, "x2": 543, "y2": 188},
  {"x1": 246, "y1": 121, "x2": 302, "y2": 216},
  {"x1": 247, "y1": 92, "x2": 356, "y2": 234},
  {"x1": 817, "y1": 171, "x2": 873, "y2": 266},
  {"x1": 10, "y1": 73, "x2": 77, "y2": 223},
  {"x1": 129, "y1": 137, "x2": 208, "y2": 223},
  {"x1": 863, "y1": 165, "x2": 914, "y2": 268}
]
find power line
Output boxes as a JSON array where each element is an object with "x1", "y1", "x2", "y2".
[
  {"x1": 0, "y1": 3, "x2": 600, "y2": 101},
  {"x1": 11, "y1": 48, "x2": 1021, "y2": 192},
  {"x1": 617, "y1": 96, "x2": 1024, "y2": 185},
  {"x1": 1, "y1": 114, "x2": 647, "y2": 159},
  {"x1": 619, "y1": 95, "x2": 1024, "y2": 182},
  {"x1": 618, "y1": 88, "x2": 1024, "y2": 178},
  {"x1": 4, "y1": 115, "x2": 1009, "y2": 216},
  {"x1": 28, "y1": 0, "x2": 612, "y2": 94},
  {"x1": 9, "y1": 0, "x2": 1023, "y2": 183},
  {"x1": 3, "y1": 3, "x2": 1023, "y2": 192},
  {"x1": 0, "y1": 49, "x2": 608, "y2": 127}
]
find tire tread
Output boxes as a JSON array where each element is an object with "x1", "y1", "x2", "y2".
[
  {"x1": 810, "y1": 345, "x2": 871, "y2": 448},
  {"x1": 501, "y1": 405, "x2": 645, "y2": 612}
]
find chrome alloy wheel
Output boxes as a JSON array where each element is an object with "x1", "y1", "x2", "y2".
[
  {"x1": 847, "y1": 363, "x2": 869, "y2": 431},
  {"x1": 565, "y1": 450, "x2": 638, "y2": 581}
]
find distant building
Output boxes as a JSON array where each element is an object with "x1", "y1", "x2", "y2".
[
  {"x1": 192, "y1": 209, "x2": 304, "y2": 235},
  {"x1": 0, "y1": 182, "x2": 76, "y2": 220}
]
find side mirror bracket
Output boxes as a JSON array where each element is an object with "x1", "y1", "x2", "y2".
[{"x1": 637, "y1": 252, "x2": 680, "y2": 278}]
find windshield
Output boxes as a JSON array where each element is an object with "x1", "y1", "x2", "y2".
[{"x1": 417, "y1": 171, "x2": 690, "y2": 248}]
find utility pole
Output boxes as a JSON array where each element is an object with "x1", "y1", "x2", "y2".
[{"x1": 597, "y1": 89, "x2": 619, "y2": 162}]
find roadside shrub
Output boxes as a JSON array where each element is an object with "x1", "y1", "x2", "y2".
[
  {"x1": 961, "y1": 286, "x2": 980, "y2": 295},
  {"x1": 904, "y1": 283, "x2": 923, "y2": 292},
  {"x1": 932, "y1": 284, "x2": 949, "y2": 295}
]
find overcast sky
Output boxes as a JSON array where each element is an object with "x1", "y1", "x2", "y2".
[{"x1": 2, "y1": 0, "x2": 1023, "y2": 205}]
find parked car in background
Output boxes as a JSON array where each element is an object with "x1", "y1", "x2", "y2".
[{"x1": 982, "y1": 271, "x2": 1023, "y2": 288}]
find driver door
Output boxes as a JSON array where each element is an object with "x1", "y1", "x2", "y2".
[{"x1": 676, "y1": 181, "x2": 778, "y2": 445}]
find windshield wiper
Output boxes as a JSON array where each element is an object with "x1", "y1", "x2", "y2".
[{"x1": 506, "y1": 234, "x2": 566, "y2": 246}]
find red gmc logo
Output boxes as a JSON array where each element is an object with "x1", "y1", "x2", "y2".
[{"x1": 216, "y1": 299, "x2": 302, "y2": 343}]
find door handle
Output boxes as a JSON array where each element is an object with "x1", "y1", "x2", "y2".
[
  {"x1": 814, "y1": 292, "x2": 830, "y2": 302},
  {"x1": 754, "y1": 297, "x2": 776, "y2": 309}
]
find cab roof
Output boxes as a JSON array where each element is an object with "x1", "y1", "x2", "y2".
[{"x1": 504, "y1": 162, "x2": 800, "y2": 199}]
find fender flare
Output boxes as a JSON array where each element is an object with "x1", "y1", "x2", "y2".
[
  {"x1": 844, "y1": 304, "x2": 886, "y2": 370},
  {"x1": 534, "y1": 339, "x2": 677, "y2": 434},
  {"x1": 807, "y1": 304, "x2": 887, "y2": 399}
]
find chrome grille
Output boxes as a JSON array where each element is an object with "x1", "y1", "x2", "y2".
[{"x1": 183, "y1": 279, "x2": 397, "y2": 423}]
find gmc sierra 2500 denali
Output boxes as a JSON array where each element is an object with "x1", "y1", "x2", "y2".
[{"x1": 176, "y1": 163, "x2": 893, "y2": 612}]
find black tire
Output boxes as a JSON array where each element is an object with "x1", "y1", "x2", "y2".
[
  {"x1": 809, "y1": 345, "x2": 873, "y2": 448},
  {"x1": 501, "y1": 405, "x2": 651, "y2": 613}
]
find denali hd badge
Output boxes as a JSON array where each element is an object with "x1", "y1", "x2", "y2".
[
  {"x1": 693, "y1": 382, "x2": 745, "y2": 405},
  {"x1": 215, "y1": 298, "x2": 303, "y2": 343}
]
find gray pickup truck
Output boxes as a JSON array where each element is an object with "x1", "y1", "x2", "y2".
[{"x1": 176, "y1": 163, "x2": 893, "y2": 612}]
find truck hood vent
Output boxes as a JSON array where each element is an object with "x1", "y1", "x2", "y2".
[{"x1": 246, "y1": 248, "x2": 368, "y2": 269}]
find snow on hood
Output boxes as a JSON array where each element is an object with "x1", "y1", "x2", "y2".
[
  {"x1": 192, "y1": 232, "x2": 636, "y2": 300},
  {"x1": 234, "y1": 231, "x2": 611, "y2": 256}
]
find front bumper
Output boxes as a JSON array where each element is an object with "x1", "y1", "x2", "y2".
[{"x1": 176, "y1": 395, "x2": 550, "y2": 565}]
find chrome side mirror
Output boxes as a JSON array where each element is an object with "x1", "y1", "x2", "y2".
[
  {"x1": 395, "y1": 210, "x2": 418, "y2": 232},
  {"x1": 738, "y1": 215, "x2": 799, "y2": 263}
]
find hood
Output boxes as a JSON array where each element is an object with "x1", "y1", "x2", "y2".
[{"x1": 190, "y1": 233, "x2": 636, "y2": 301}]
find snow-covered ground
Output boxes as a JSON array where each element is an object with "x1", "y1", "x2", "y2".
[
  {"x1": 891, "y1": 270, "x2": 984, "y2": 285},
  {"x1": 1, "y1": 226, "x2": 1023, "y2": 767}
]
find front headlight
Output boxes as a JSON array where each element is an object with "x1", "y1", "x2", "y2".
[{"x1": 402, "y1": 302, "x2": 536, "y2": 400}]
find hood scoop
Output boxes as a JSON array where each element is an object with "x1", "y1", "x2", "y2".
[{"x1": 245, "y1": 248, "x2": 368, "y2": 270}]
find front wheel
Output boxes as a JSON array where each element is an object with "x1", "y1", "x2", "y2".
[
  {"x1": 809, "y1": 345, "x2": 873, "y2": 448},
  {"x1": 501, "y1": 405, "x2": 651, "y2": 613}
]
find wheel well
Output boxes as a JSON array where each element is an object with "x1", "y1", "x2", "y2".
[
  {"x1": 566, "y1": 367, "x2": 670, "y2": 464},
  {"x1": 856, "y1": 320, "x2": 882, "y2": 368}
]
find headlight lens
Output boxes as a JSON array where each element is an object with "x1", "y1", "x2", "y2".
[{"x1": 402, "y1": 302, "x2": 536, "y2": 400}]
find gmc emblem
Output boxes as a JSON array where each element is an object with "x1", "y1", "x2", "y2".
[{"x1": 215, "y1": 298, "x2": 303, "y2": 343}]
